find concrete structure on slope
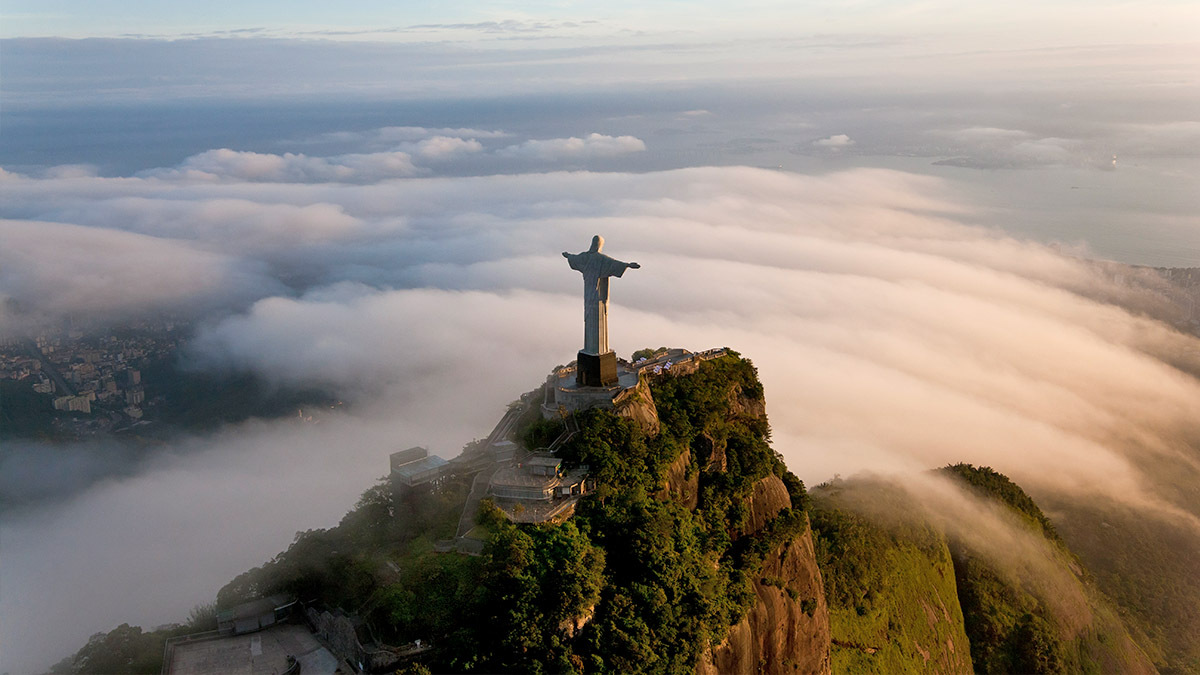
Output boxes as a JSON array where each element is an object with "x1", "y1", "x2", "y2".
[
  {"x1": 216, "y1": 595, "x2": 298, "y2": 636},
  {"x1": 540, "y1": 347, "x2": 729, "y2": 419},
  {"x1": 390, "y1": 446, "x2": 449, "y2": 490},
  {"x1": 541, "y1": 359, "x2": 639, "y2": 418},
  {"x1": 164, "y1": 623, "x2": 336, "y2": 675},
  {"x1": 487, "y1": 453, "x2": 590, "y2": 523}
]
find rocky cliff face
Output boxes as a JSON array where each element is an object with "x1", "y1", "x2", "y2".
[
  {"x1": 695, "y1": 460, "x2": 830, "y2": 673},
  {"x1": 626, "y1": 354, "x2": 832, "y2": 674},
  {"x1": 614, "y1": 378, "x2": 660, "y2": 437},
  {"x1": 698, "y1": 527, "x2": 832, "y2": 675},
  {"x1": 728, "y1": 386, "x2": 767, "y2": 420},
  {"x1": 741, "y1": 474, "x2": 793, "y2": 538},
  {"x1": 659, "y1": 446, "x2": 699, "y2": 510}
]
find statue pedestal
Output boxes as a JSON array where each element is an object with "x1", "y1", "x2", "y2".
[{"x1": 576, "y1": 350, "x2": 619, "y2": 387}]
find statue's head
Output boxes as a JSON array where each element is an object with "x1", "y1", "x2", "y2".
[{"x1": 590, "y1": 235, "x2": 604, "y2": 252}]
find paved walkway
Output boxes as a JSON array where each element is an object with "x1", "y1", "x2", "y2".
[
  {"x1": 456, "y1": 464, "x2": 500, "y2": 538},
  {"x1": 452, "y1": 402, "x2": 529, "y2": 538}
]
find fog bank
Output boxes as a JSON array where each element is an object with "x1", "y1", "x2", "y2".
[{"x1": 3, "y1": 156, "x2": 1200, "y2": 672}]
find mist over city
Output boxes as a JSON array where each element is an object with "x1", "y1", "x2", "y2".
[{"x1": 2, "y1": 3, "x2": 1198, "y2": 673}]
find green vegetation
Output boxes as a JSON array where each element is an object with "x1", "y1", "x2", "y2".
[
  {"x1": 941, "y1": 463, "x2": 1062, "y2": 544},
  {"x1": 812, "y1": 466, "x2": 1154, "y2": 675},
  {"x1": 940, "y1": 464, "x2": 1153, "y2": 675},
  {"x1": 558, "y1": 409, "x2": 757, "y2": 672},
  {"x1": 631, "y1": 347, "x2": 669, "y2": 361},
  {"x1": 51, "y1": 354, "x2": 1177, "y2": 675},
  {"x1": 521, "y1": 413, "x2": 565, "y2": 451},
  {"x1": 537, "y1": 353, "x2": 805, "y2": 672},
  {"x1": 1046, "y1": 499, "x2": 1200, "y2": 673},
  {"x1": 51, "y1": 604, "x2": 217, "y2": 675},
  {"x1": 52, "y1": 624, "x2": 178, "y2": 675},
  {"x1": 951, "y1": 552, "x2": 1066, "y2": 673},
  {"x1": 216, "y1": 474, "x2": 472, "y2": 611},
  {"x1": 0, "y1": 378, "x2": 64, "y2": 439},
  {"x1": 937, "y1": 464, "x2": 1067, "y2": 673},
  {"x1": 810, "y1": 482, "x2": 971, "y2": 674},
  {"x1": 440, "y1": 505, "x2": 606, "y2": 672}
]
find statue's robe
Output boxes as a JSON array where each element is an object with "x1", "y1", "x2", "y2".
[{"x1": 564, "y1": 250, "x2": 635, "y2": 355}]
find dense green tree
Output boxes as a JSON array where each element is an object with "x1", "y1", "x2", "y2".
[
  {"x1": 52, "y1": 623, "x2": 185, "y2": 675},
  {"x1": 941, "y1": 463, "x2": 1061, "y2": 543}
]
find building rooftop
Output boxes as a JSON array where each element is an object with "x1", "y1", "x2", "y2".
[
  {"x1": 393, "y1": 455, "x2": 448, "y2": 479},
  {"x1": 490, "y1": 465, "x2": 560, "y2": 489},
  {"x1": 390, "y1": 446, "x2": 428, "y2": 468},
  {"x1": 527, "y1": 456, "x2": 563, "y2": 468},
  {"x1": 216, "y1": 594, "x2": 294, "y2": 623},
  {"x1": 166, "y1": 623, "x2": 336, "y2": 675}
]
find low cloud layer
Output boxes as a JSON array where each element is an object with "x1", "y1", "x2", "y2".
[
  {"x1": 812, "y1": 133, "x2": 854, "y2": 149},
  {"x1": 126, "y1": 131, "x2": 646, "y2": 184},
  {"x1": 497, "y1": 133, "x2": 647, "y2": 161},
  {"x1": 152, "y1": 148, "x2": 422, "y2": 183},
  {"x1": 0, "y1": 218, "x2": 278, "y2": 334},
  {"x1": 818, "y1": 472, "x2": 1095, "y2": 631},
  {"x1": 3, "y1": 145, "x2": 1200, "y2": 672}
]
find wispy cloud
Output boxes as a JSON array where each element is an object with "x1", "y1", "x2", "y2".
[
  {"x1": 497, "y1": 133, "x2": 647, "y2": 160},
  {"x1": 143, "y1": 148, "x2": 422, "y2": 183},
  {"x1": 812, "y1": 133, "x2": 854, "y2": 149}
]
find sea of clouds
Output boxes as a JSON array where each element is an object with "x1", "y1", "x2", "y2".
[{"x1": 3, "y1": 124, "x2": 1200, "y2": 672}]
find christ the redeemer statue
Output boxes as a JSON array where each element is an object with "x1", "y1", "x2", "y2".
[{"x1": 563, "y1": 235, "x2": 639, "y2": 387}]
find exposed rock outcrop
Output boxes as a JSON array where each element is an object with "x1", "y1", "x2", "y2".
[
  {"x1": 741, "y1": 474, "x2": 792, "y2": 537},
  {"x1": 614, "y1": 379, "x2": 660, "y2": 436},
  {"x1": 698, "y1": 525, "x2": 832, "y2": 675},
  {"x1": 658, "y1": 447, "x2": 699, "y2": 510},
  {"x1": 729, "y1": 386, "x2": 766, "y2": 420},
  {"x1": 559, "y1": 604, "x2": 596, "y2": 639},
  {"x1": 695, "y1": 432, "x2": 726, "y2": 473},
  {"x1": 308, "y1": 608, "x2": 403, "y2": 673}
]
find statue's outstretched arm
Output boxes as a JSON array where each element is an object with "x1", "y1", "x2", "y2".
[
  {"x1": 562, "y1": 251, "x2": 570, "y2": 258},
  {"x1": 629, "y1": 262, "x2": 640, "y2": 269}
]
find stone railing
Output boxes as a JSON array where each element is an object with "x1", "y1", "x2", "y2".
[{"x1": 160, "y1": 630, "x2": 224, "y2": 675}]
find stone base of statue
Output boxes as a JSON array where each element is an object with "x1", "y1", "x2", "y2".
[
  {"x1": 576, "y1": 350, "x2": 619, "y2": 387},
  {"x1": 542, "y1": 356, "x2": 639, "y2": 419}
]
